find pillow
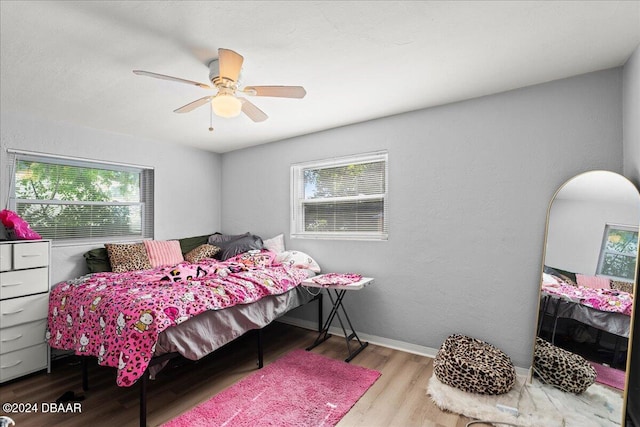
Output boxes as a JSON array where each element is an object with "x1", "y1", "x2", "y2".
[
  {"x1": 227, "y1": 250, "x2": 277, "y2": 268},
  {"x1": 84, "y1": 248, "x2": 112, "y2": 273},
  {"x1": 275, "y1": 250, "x2": 321, "y2": 273},
  {"x1": 211, "y1": 233, "x2": 264, "y2": 261},
  {"x1": 263, "y1": 234, "x2": 286, "y2": 253},
  {"x1": 542, "y1": 273, "x2": 560, "y2": 285},
  {"x1": 543, "y1": 266, "x2": 578, "y2": 287},
  {"x1": 178, "y1": 234, "x2": 213, "y2": 255},
  {"x1": 576, "y1": 274, "x2": 611, "y2": 290},
  {"x1": 104, "y1": 242, "x2": 152, "y2": 273},
  {"x1": 184, "y1": 244, "x2": 221, "y2": 263},
  {"x1": 208, "y1": 232, "x2": 251, "y2": 245},
  {"x1": 611, "y1": 280, "x2": 634, "y2": 295},
  {"x1": 143, "y1": 240, "x2": 184, "y2": 268}
]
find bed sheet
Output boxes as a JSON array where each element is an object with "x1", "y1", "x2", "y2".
[{"x1": 153, "y1": 285, "x2": 314, "y2": 361}]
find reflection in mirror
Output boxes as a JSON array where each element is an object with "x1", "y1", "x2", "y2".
[{"x1": 534, "y1": 171, "x2": 639, "y2": 426}]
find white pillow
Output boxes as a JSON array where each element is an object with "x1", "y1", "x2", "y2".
[
  {"x1": 263, "y1": 233, "x2": 286, "y2": 253},
  {"x1": 275, "y1": 250, "x2": 321, "y2": 273}
]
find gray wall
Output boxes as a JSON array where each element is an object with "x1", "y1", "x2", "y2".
[
  {"x1": 623, "y1": 44, "x2": 640, "y2": 187},
  {"x1": 545, "y1": 198, "x2": 639, "y2": 275},
  {"x1": 623, "y1": 43, "x2": 640, "y2": 426},
  {"x1": 0, "y1": 111, "x2": 223, "y2": 283},
  {"x1": 220, "y1": 68, "x2": 623, "y2": 368}
]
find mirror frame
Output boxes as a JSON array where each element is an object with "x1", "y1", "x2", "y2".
[{"x1": 532, "y1": 170, "x2": 640, "y2": 425}]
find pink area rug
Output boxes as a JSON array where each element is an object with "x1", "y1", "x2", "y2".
[
  {"x1": 162, "y1": 349, "x2": 381, "y2": 427},
  {"x1": 590, "y1": 362, "x2": 626, "y2": 390}
]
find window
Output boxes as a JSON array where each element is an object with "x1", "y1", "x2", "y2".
[
  {"x1": 8, "y1": 150, "x2": 154, "y2": 244},
  {"x1": 291, "y1": 151, "x2": 388, "y2": 240},
  {"x1": 596, "y1": 224, "x2": 638, "y2": 281}
]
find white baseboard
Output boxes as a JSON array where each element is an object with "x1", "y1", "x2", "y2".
[{"x1": 277, "y1": 315, "x2": 532, "y2": 377}]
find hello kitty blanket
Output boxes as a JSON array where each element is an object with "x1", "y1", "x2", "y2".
[
  {"x1": 47, "y1": 259, "x2": 309, "y2": 387},
  {"x1": 541, "y1": 282, "x2": 633, "y2": 316}
]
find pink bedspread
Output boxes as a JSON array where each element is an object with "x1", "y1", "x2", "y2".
[
  {"x1": 541, "y1": 282, "x2": 633, "y2": 316},
  {"x1": 47, "y1": 259, "x2": 309, "y2": 387}
]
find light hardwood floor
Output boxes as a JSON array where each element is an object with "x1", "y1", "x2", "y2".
[{"x1": 0, "y1": 323, "x2": 487, "y2": 427}]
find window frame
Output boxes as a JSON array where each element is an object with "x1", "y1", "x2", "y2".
[
  {"x1": 290, "y1": 151, "x2": 388, "y2": 241},
  {"x1": 596, "y1": 223, "x2": 639, "y2": 281},
  {"x1": 8, "y1": 149, "x2": 154, "y2": 246}
]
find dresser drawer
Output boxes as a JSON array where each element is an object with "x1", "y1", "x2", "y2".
[
  {"x1": 13, "y1": 241, "x2": 49, "y2": 269},
  {"x1": 0, "y1": 319, "x2": 47, "y2": 354},
  {"x1": 0, "y1": 267, "x2": 48, "y2": 299},
  {"x1": 0, "y1": 293, "x2": 49, "y2": 328},
  {"x1": 0, "y1": 245, "x2": 11, "y2": 271},
  {"x1": 0, "y1": 343, "x2": 48, "y2": 382}
]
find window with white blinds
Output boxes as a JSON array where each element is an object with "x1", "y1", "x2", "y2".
[
  {"x1": 8, "y1": 150, "x2": 154, "y2": 244},
  {"x1": 291, "y1": 151, "x2": 388, "y2": 240}
]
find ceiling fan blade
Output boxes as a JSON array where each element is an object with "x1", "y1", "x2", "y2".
[
  {"x1": 133, "y1": 70, "x2": 212, "y2": 89},
  {"x1": 174, "y1": 96, "x2": 213, "y2": 113},
  {"x1": 239, "y1": 98, "x2": 268, "y2": 122},
  {"x1": 243, "y1": 86, "x2": 306, "y2": 99},
  {"x1": 218, "y1": 48, "x2": 244, "y2": 82}
]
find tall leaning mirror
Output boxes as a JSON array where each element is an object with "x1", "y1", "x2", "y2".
[{"x1": 534, "y1": 170, "x2": 639, "y2": 426}]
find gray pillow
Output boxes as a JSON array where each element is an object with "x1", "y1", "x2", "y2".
[
  {"x1": 211, "y1": 233, "x2": 264, "y2": 260},
  {"x1": 208, "y1": 232, "x2": 250, "y2": 245}
]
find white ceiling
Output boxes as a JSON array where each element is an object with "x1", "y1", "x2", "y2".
[
  {"x1": 1, "y1": 1, "x2": 639, "y2": 153},
  {"x1": 556, "y1": 171, "x2": 640, "y2": 207}
]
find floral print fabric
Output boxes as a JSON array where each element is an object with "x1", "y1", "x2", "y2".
[{"x1": 47, "y1": 258, "x2": 309, "y2": 387}]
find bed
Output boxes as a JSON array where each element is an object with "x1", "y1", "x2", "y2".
[
  {"x1": 537, "y1": 266, "x2": 634, "y2": 366},
  {"x1": 46, "y1": 233, "x2": 322, "y2": 426}
]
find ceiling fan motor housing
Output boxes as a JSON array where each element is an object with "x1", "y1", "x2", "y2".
[{"x1": 208, "y1": 59, "x2": 240, "y2": 88}]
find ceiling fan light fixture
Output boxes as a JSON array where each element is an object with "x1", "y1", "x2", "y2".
[{"x1": 211, "y1": 94, "x2": 242, "y2": 118}]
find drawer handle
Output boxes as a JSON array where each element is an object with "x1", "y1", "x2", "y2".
[
  {"x1": 1, "y1": 282, "x2": 23, "y2": 287},
  {"x1": 2, "y1": 308, "x2": 25, "y2": 315},
  {"x1": 20, "y1": 254, "x2": 41, "y2": 258},
  {"x1": 1, "y1": 334, "x2": 23, "y2": 342},
  {"x1": 1, "y1": 360, "x2": 23, "y2": 369}
]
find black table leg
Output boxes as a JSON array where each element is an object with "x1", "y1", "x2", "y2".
[{"x1": 306, "y1": 289, "x2": 368, "y2": 362}]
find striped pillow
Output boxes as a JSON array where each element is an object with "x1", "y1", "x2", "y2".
[
  {"x1": 576, "y1": 274, "x2": 611, "y2": 290},
  {"x1": 143, "y1": 240, "x2": 184, "y2": 268}
]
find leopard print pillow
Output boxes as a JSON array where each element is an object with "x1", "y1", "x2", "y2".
[
  {"x1": 533, "y1": 337, "x2": 596, "y2": 394},
  {"x1": 105, "y1": 242, "x2": 152, "y2": 273},
  {"x1": 184, "y1": 244, "x2": 220, "y2": 263},
  {"x1": 611, "y1": 280, "x2": 634, "y2": 295},
  {"x1": 433, "y1": 334, "x2": 516, "y2": 395}
]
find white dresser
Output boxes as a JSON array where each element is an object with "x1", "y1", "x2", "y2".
[{"x1": 0, "y1": 239, "x2": 51, "y2": 382}]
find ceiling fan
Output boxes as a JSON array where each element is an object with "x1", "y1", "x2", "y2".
[{"x1": 133, "y1": 48, "x2": 306, "y2": 125}]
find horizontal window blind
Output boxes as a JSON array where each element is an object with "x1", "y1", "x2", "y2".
[
  {"x1": 7, "y1": 150, "x2": 154, "y2": 244},
  {"x1": 291, "y1": 151, "x2": 388, "y2": 240},
  {"x1": 596, "y1": 224, "x2": 639, "y2": 281}
]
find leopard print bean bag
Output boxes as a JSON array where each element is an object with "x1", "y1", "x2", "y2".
[
  {"x1": 533, "y1": 337, "x2": 596, "y2": 394},
  {"x1": 433, "y1": 334, "x2": 516, "y2": 395}
]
